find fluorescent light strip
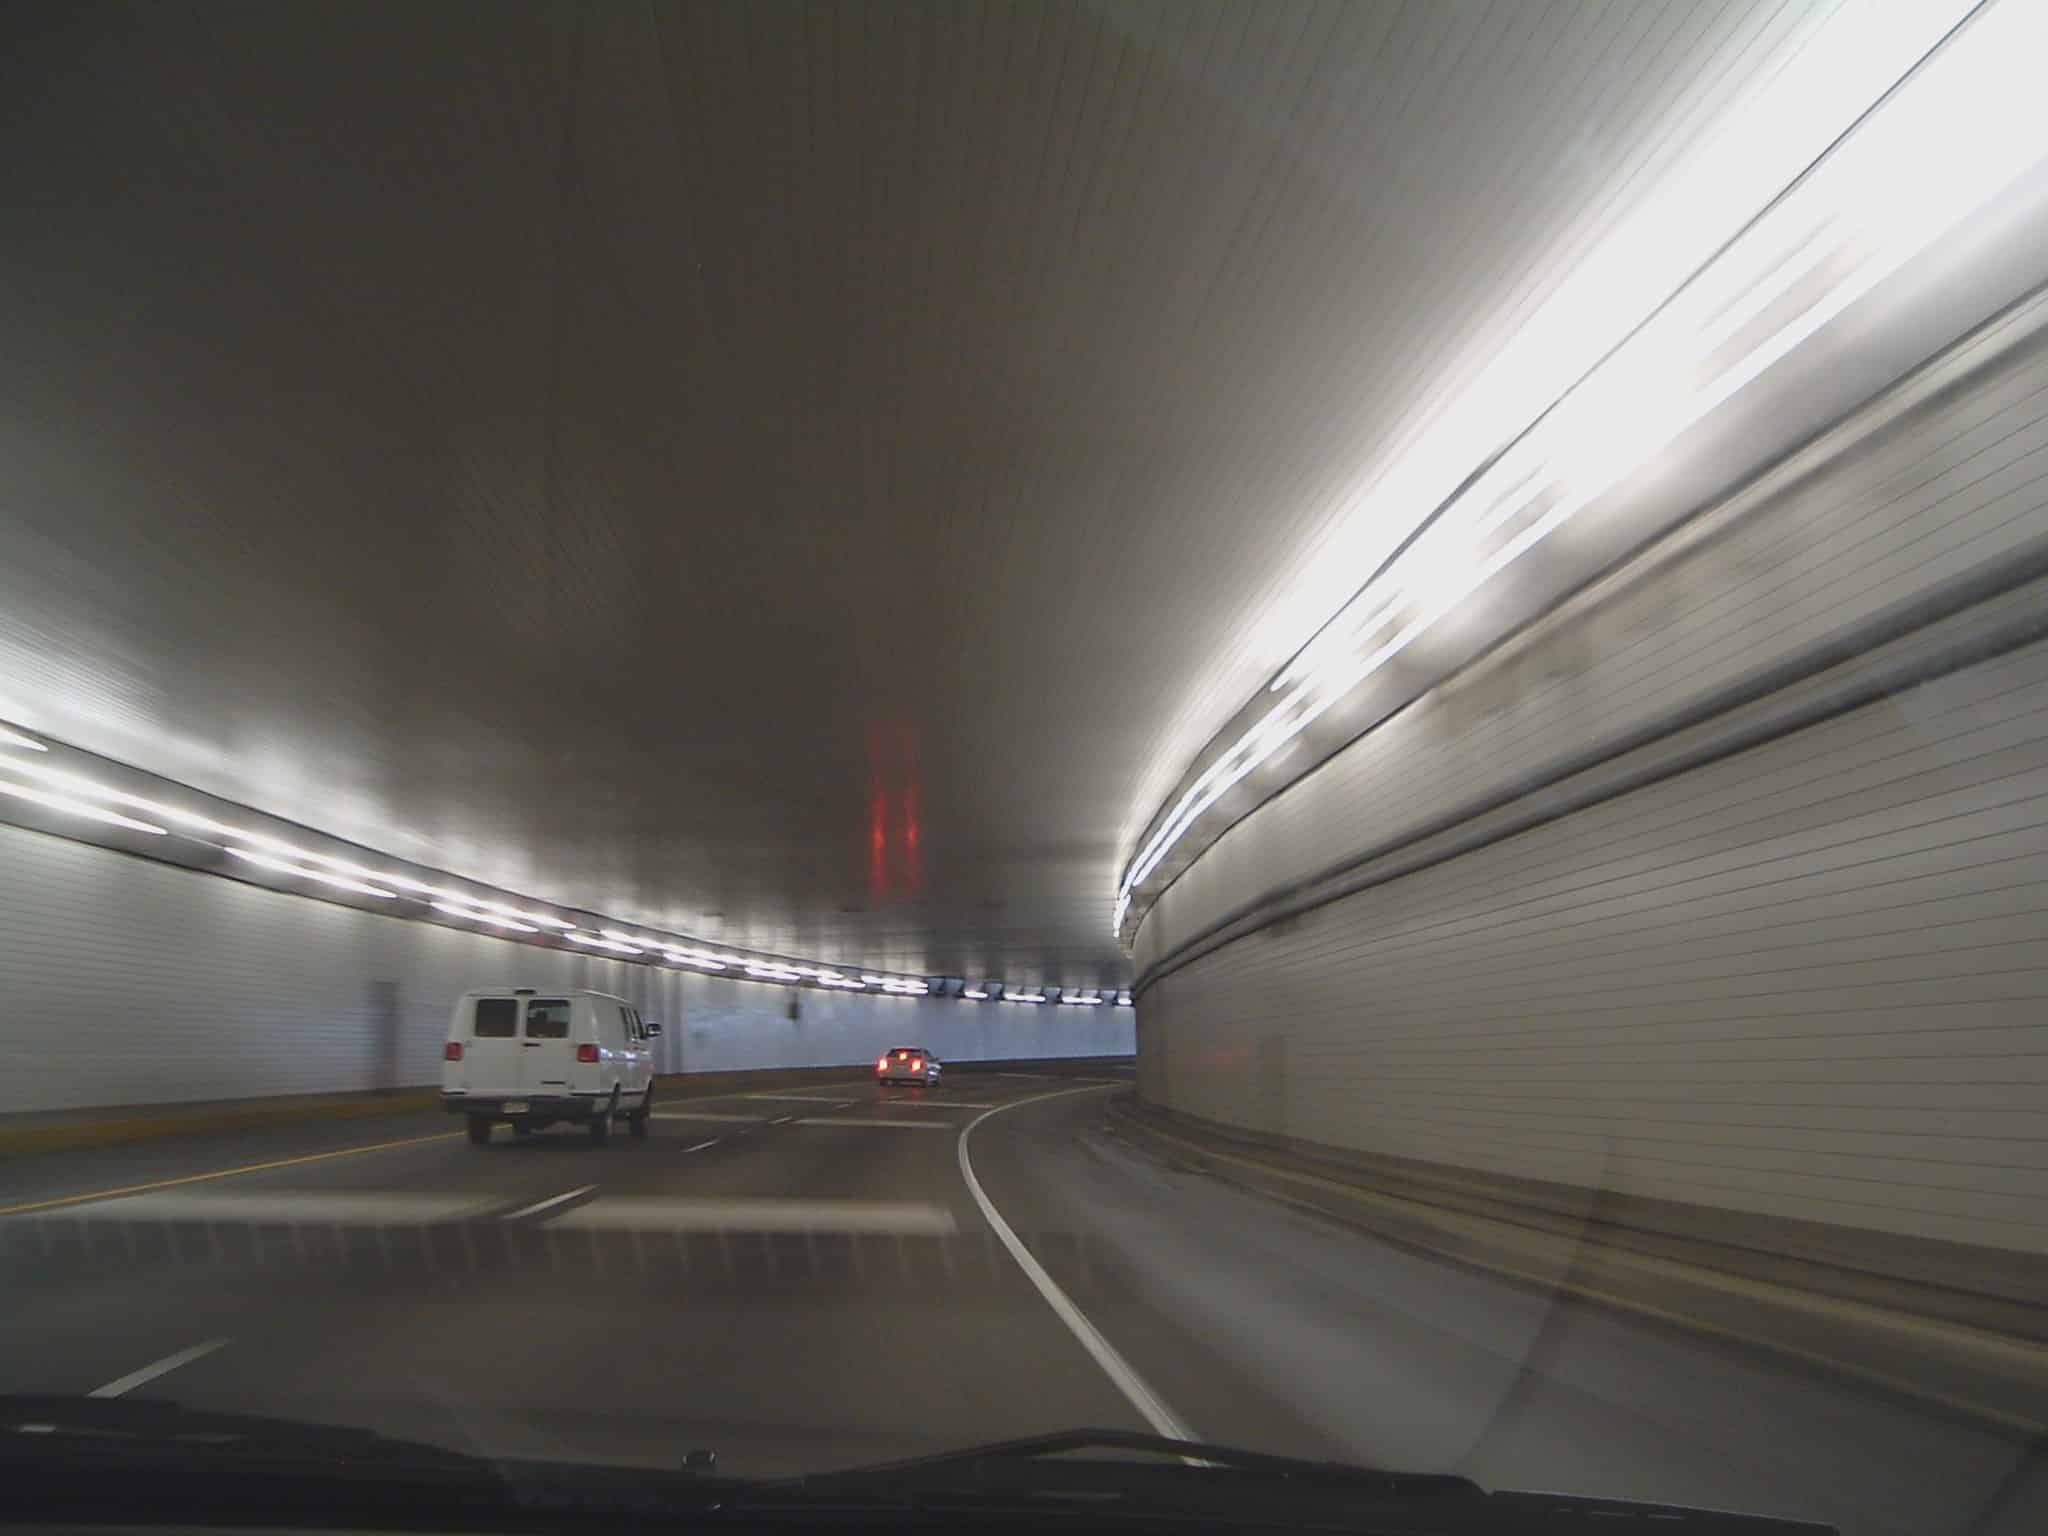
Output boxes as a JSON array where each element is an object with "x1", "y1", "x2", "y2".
[
  {"x1": 1116, "y1": 3, "x2": 2048, "y2": 931},
  {"x1": 431, "y1": 900, "x2": 537, "y2": 934},
  {"x1": 962, "y1": 989, "x2": 990, "y2": 1000},
  {"x1": 662, "y1": 950, "x2": 728, "y2": 971},
  {"x1": 567, "y1": 932, "x2": 642, "y2": 955},
  {"x1": 469, "y1": 902, "x2": 573, "y2": 929},
  {"x1": 0, "y1": 748, "x2": 1128, "y2": 1008},
  {"x1": 0, "y1": 755, "x2": 232, "y2": 836},
  {"x1": 0, "y1": 778, "x2": 168, "y2": 835},
  {"x1": 0, "y1": 757, "x2": 598, "y2": 931},
  {"x1": 226, "y1": 847, "x2": 396, "y2": 898}
]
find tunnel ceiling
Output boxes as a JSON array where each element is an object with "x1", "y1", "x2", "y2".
[{"x1": 0, "y1": 2, "x2": 1852, "y2": 983}]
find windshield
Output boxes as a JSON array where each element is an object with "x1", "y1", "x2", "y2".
[{"x1": 0, "y1": 4, "x2": 2043, "y2": 1536}]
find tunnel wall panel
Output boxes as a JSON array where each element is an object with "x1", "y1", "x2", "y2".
[
  {"x1": 1134, "y1": 300, "x2": 2048, "y2": 1258},
  {"x1": 1135, "y1": 293, "x2": 2048, "y2": 973},
  {"x1": 1139, "y1": 634, "x2": 2048, "y2": 1254},
  {"x1": 0, "y1": 829, "x2": 1131, "y2": 1114}
]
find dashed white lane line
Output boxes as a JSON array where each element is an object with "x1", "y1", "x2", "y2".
[
  {"x1": 793, "y1": 1117, "x2": 952, "y2": 1130},
  {"x1": 771, "y1": 1115, "x2": 798, "y2": 1125},
  {"x1": 542, "y1": 1197, "x2": 957, "y2": 1235},
  {"x1": 683, "y1": 1140, "x2": 719, "y2": 1153},
  {"x1": 501, "y1": 1185, "x2": 595, "y2": 1221},
  {"x1": 873, "y1": 1098, "x2": 998, "y2": 1109},
  {"x1": 740, "y1": 1093, "x2": 863, "y2": 1105},
  {"x1": 958, "y1": 1087, "x2": 1194, "y2": 1444},
  {"x1": 89, "y1": 1338, "x2": 231, "y2": 1399},
  {"x1": 650, "y1": 1111, "x2": 764, "y2": 1123}
]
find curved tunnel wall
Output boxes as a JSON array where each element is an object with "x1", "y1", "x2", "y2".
[
  {"x1": 0, "y1": 824, "x2": 1132, "y2": 1115},
  {"x1": 1132, "y1": 293, "x2": 2048, "y2": 1258}
]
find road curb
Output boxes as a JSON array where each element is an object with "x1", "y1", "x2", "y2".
[{"x1": 1106, "y1": 1094, "x2": 2048, "y2": 1439}]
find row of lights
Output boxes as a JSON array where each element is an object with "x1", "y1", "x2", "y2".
[
  {"x1": 1113, "y1": 0, "x2": 2048, "y2": 938},
  {"x1": 0, "y1": 728, "x2": 1131, "y2": 1005}
]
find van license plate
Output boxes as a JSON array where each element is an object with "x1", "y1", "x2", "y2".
[{"x1": 502, "y1": 1101, "x2": 528, "y2": 1114}]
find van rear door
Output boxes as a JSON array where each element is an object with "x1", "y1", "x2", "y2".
[
  {"x1": 461, "y1": 996, "x2": 523, "y2": 1096},
  {"x1": 520, "y1": 996, "x2": 576, "y2": 1099}
]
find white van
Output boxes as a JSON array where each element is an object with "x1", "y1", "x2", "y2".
[{"x1": 441, "y1": 988, "x2": 659, "y2": 1145}]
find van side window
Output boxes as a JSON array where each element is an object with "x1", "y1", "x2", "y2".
[
  {"x1": 473, "y1": 999, "x2": 517, "y2": 1038},
  {"x1": 619, "y1": 1005, "x2": 639, "y2": 1041},
  {"x1": 525, "y1": 999, "x2": 572, "y2": 1038}
]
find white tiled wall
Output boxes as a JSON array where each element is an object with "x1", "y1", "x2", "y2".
[
  {"x1": 1137, "y1": 293, "x2": 2048, "y2": 974},
  {"x1": 0, "y1": 828, "x2": 1131, "y2": 1114},
  {"x1": 1134, "y1": 306, "x2": 2048, "y2": 1256},
  {"x1": 1141, "y1": 635, "x2": 2048, "y2": 1254}
]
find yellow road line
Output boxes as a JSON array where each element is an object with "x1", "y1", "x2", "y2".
[{"x1": 0, "y1": 1131, "x2": 464, "y2": 1218}]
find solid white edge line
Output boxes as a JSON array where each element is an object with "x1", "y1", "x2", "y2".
[
  {"x1": 958, "y1": 1087, "x2": 1195, "y2": 1443},
  {"x1": 88, "y1": 1338, "x2": 231, "y2": 1399},
  {"x1": 501, "y1": 1185, "x2": 596, "y2": 1221}
]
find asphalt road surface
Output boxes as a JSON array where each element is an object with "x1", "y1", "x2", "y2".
[{"x1": 1, "y1": 1068, "x2": 2039, "y2": 1536}]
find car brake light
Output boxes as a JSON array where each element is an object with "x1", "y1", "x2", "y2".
[
  {"x1": 911, "y1": 1058, "x2": 922, "y2": 1071},
  {"x1": 877, "y1": 1056, "x2": 889, "y2": 1071},
  {"x1": 444, "y1": 1041, "x2": 463, "y2": 1061},
  {"x1": 575, "y1": 1043, "x2": 600, "y2": 1063}
]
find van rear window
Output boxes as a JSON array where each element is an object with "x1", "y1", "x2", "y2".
[
  {"x1": 473, "y1": 999, "x2": 517, "y2": 1038},
  {"x1": 524, "y1": 999, "x2": 572, "y2": 1038}
]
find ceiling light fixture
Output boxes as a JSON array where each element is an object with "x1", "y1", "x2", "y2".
[
  {"x1": 567, "y1": 932, "x2": 642, "y2": 956},
  {"x1": 431, "y1": 900, "x2": 538, "y2": 934},
  {"x1": 0, "y1": 778, "x2": 168, "y2": 835},
  {"x1": 1114, "y1": 0, "x2": 2048, "y2": 937},
  {"x1": 225, "y1": 846, "x2": 396, "y2": 897},
  {"x1": 0, "y1": 742, "x2": 1136, "y2": 1011},
  {"x1": 0, "y1": 755, "x2": 230, "y2": 835}
]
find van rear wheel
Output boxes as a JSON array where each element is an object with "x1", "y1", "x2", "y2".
[
  {"x1": 629, "y1": 1083, "x2": 652, "y2": 1138},
  {"x1": 466, "y1": 1116, "x2": 493, "y2": 1146},
  {"x1": 588, "y1": 1090, "x2": 617, "y2": 1145}
]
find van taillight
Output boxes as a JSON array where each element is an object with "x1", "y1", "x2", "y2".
[
  {"x1": 443, "y1": 1042, "x2": 463, "y2": 1061},
  {"x1": 576, "y1": 1043, "x2": 600, "y2": 1063}
]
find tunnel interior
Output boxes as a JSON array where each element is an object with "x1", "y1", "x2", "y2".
[{"x1": 0, "y1": 4, "x2": 2044, "y2": 1533}]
